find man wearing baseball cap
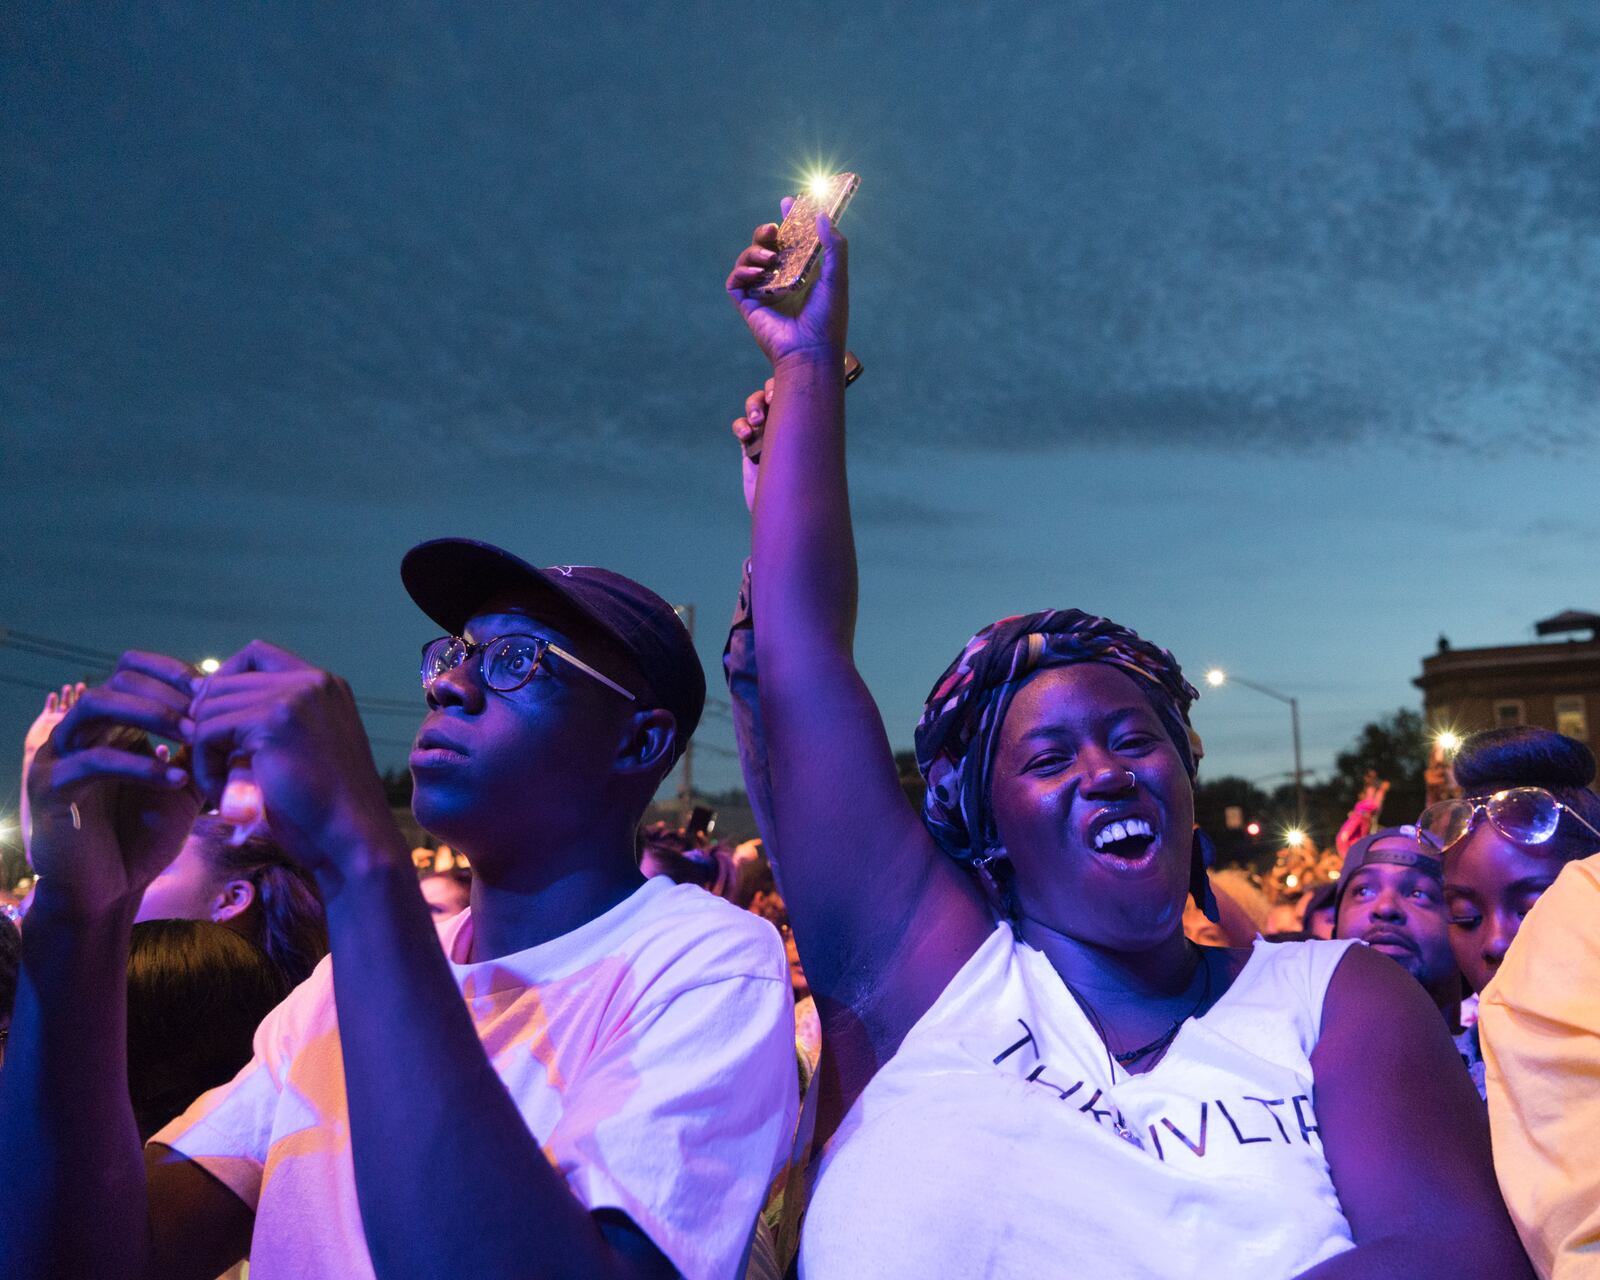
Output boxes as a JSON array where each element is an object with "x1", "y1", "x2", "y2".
[
  {"x1": 1334, "y1": 825, "x2": 1480, "y2": 1095},
  {"x1": 2, "y1": 539, "x2": 798, "y2": 1280}
]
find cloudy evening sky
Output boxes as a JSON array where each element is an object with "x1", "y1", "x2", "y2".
[{"x1": 5, "y1": 0, "x2": 1599, "y2": 814}]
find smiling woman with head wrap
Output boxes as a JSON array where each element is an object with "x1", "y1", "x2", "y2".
[
  {"x1": 722, "y1": 210, "x2": 1532, "y2": 1280},
  {"x1": 914, "y1": 607, "x2": 1219, "y2": 922}
]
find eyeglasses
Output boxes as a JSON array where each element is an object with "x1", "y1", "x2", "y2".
[
  {"x1": 420, "y1": 634, "x2": 635, "y2": 701},
  {"x1": 1417, "y1": 786, "x2": 1600, "y2": 852}
]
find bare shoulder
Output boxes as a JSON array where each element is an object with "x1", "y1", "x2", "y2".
[
  {"x1": 1318, "y1": 940, "x2": 1433, "y2": 1033},
  {"x1": 1312, "y1": 942, "x2": 1475, "y2": 1109},
  {"x1": 143, "y1": 1144, "x2": 254, "y2": 1280}
]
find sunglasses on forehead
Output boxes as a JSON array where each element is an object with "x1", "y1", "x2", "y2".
[
  {"x1": 420, "y1": 633, "x2": 636, "y2": 701},
  {"x1": 1416, "y1": 786, "x2": 1600, "y2": 852}
]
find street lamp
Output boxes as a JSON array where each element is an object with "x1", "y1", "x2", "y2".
[{"x1": 1205, "y1": 668, "x2": 1305, "y2": 820}]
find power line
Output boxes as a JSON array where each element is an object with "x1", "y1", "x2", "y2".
[
  {"x1": 0, "y1": 639, "x2": 110, "y2": 674},
  {"x1": 354, "y1": 700, "x2": 423, "y2": 718},
  {"x1": 0, "y1": 627, "x2": 121, "y2": 664},
  {"x1": 2, "y1": 626, "x2": 424, "y2": 716}
]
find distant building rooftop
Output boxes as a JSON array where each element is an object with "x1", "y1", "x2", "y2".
[
  {"x1": 1535, "y1": 610, "x2": 1600, "y2": 640},
  {"x1": 1416, "y1": 612, "x2": 1600, "y2": 742}
]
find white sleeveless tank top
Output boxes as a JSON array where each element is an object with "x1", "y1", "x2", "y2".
[{"x1": 800, "y1": 926, "x2": 1360, "y2": 1279}]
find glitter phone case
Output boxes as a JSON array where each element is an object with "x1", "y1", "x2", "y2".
[{"x1": 753, "y1": 172, "x2": 860, "y2": 298}]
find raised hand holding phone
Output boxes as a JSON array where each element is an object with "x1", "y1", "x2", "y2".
[
  {"x1": 753, "y1": 173, "x2": 859, "y2": 298},
  {"x1": 726, "y1": 193, "x2": 850, "y2": 368}
]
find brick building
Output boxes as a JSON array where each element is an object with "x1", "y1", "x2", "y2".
[{"x1": 1415, "y1": 610, "x2": 1600, "y2": 743}]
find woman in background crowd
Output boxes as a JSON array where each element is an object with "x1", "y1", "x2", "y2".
[
  {"x1": 137, "y1": 814, "x2": 327, "y2": 988},
  {"x1": 1431, "y1": 728, "x2": 1600, "y2": 1000},
  {"x1": 1430, "y1": 727, "x2": 1600, "y2": 1279}
]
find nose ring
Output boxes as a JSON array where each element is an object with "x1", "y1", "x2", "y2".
[{"x1": 1099, "y1": 768, "x2": 1138, "y2": 791}]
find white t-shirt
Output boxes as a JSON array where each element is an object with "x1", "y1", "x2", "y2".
[
  {"x1": 155, "y1": 876, "x2": 799, "y2": 1280},
  {"x1": 800, "y1": 925, "x2": 1359, "y2": 1280}
]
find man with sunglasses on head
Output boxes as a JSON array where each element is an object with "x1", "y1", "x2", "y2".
[
  {"x1": 1430, "y1": 727, "x2": 1600, "y2": 1279},
  {"x1": 0, "y1": 538, "x2": 799, "y2": 1280}
]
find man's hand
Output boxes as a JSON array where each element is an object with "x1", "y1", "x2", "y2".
[
  {"x1": 28, "y1": 654, "x2": 200, "y2": 916},
  {"x1": 726, "y1": 201, "x2": 849, "y2": 368},
  {"x1": 189, "y1": 640, "x2": 405, "y2": 886}
]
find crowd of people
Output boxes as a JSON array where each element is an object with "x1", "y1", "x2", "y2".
[{"x1": 0, "y1": 209, "x2": 1597, "y2": 1280}]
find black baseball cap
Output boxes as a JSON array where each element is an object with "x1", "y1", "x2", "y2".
[
  {"x1": 1333, "y1": 825, "x2": 1444, "y2": 915},
  {"x1": 401, "y1": 538, "x2": 705, "y2": 757}
]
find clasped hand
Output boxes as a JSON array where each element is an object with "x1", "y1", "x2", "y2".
[{"x1": 30, "y1": 641, "x2": 402, "y2": 913}]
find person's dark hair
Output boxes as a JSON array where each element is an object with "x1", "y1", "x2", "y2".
[
  {"x1": 637, "y1": 821, "x2": 717, "y2": 888},
  {"x1": 1303, "y1": 880, "x2": 1339, "y2": 922},
  {"x1": 0, "y1": 912, "x2": 21, "y2": 1027},
  {"x1": 189, "y1": 815, "x2": 329, "y2": 988},
  {"x1": 1452, "y1": 727, "x2": 1600, "y2": 860},
  {"x1": 126, "y1": 919, "x2": 290, "y2": 1142}
]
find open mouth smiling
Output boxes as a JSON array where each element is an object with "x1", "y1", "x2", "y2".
[{"x1": 1087, "y1": 811, "x2": 1160, "y2": 862}]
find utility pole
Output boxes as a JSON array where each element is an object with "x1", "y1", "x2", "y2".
[{"x1": 675, "y1": 603, "x2": 695, "y2": 815}]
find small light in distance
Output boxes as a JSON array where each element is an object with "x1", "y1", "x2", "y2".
[
  {"x1": 1245, "y1": 820, "x2": 1262, "y2": 837},
  {"x1": 1205, "y1": 669, "x2": 1227, "y2": 688},
  {"x1": 1434, "y1": 729, "x2": 1462, "y2": 754},
  {"x1": 199, "y1": 658, "x2": 221, "y2": 675},
  {"x1": 1285, "y1": 873, "x2": 1300, "y2": 889},
  {"x1": 1285, "y1": 827, "x2": 1307, "y2": 848}
]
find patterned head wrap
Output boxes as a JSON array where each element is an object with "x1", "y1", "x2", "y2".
[{"x1": 914, "y1": 608, "x2": 1215, "y2": 917}]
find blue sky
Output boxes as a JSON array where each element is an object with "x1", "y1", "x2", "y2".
[{"x1": 5, "y1": 1, "x2": 1598, "y2": 811}]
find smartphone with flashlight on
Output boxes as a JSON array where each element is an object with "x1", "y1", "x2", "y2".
[{"x1": 753, "y1": 171, "x2": 860, "y2": 298}]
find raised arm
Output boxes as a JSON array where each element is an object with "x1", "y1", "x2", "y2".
[
  {"x1": 18, "y1": 682, "x2": 83, "y2": 864},
  {"x1": 0, "y1": 655, "x2": 253, "y2": 1280},
  {"x1": 725, "y1": 218, "x2": 991, "y2": 1064}
]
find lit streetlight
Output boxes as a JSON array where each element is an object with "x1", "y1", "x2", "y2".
[
  {"x1": 1206, "y1": 668, "x2": 1306, "y2": 821},
  {"x1": 1434, "y1": 729, "x2": 1462, "y2": 755}
]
